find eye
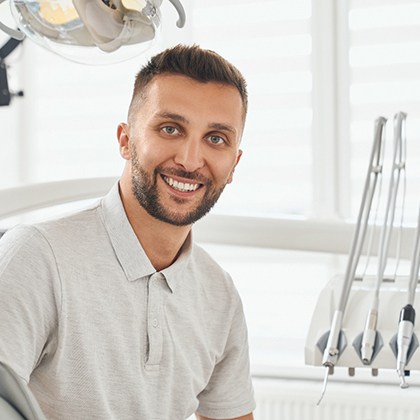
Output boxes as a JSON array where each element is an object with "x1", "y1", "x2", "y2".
[
  {"x1": 161, "y1": 126, "x2": 180, "y2": 136},
  {"x1": 207, "y1": 135, "x2": 225, "y2": 145}
]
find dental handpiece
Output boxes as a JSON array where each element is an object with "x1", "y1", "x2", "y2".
[{"x1": 396, "y1": 304, "x2": 415, "y2": 389}]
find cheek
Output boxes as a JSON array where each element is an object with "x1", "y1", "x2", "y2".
[
  {"x1": 213, "y1": 157, "x2": 240, "y2": 185},
  {"x1": 138, "y1": 134, "x2": 171, "y2": 160},
  {"x1": 131, "y1": 139, "x2": 159, "y2": 167}
]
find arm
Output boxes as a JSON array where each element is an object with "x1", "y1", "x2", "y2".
[
  {"x1": 197, "y1": 414, "x2": 254, "y2": 420},
  {"x1": 195, "y1": 296, "x2": 255, "y2": 419},
  {"x1": 0, "y1": 226, "x2": 60, "y2": 381}
]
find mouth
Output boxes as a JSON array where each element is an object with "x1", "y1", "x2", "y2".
[{"x1": 162, "y1": 175, "x2": 202, "y2": 193}]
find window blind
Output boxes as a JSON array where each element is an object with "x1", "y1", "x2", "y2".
[{"x1": 348, "y1": 0, "x2": 420, "y2": 222}]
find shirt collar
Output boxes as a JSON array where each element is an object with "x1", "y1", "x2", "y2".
[
  {"x1": 99, "y1": 182, "x2": 192, "y2": 292},
  {"x1": 161, "y1": 232, "x2": 192, "y2": 292}
]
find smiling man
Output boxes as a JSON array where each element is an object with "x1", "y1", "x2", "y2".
[{"x1": 0, "y1": 45, "x2": 255, "y2": 419}]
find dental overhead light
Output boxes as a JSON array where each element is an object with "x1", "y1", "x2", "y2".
[{"x1": 0, "y1": 0, "x2": 186, "y2": 64}]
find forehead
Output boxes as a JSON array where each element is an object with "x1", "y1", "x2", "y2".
[{"x1": 138, "y1": 74, "x2": 245, "y2": 129}]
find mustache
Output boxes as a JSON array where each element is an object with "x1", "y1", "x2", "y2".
[{"x1": 156, "y1": 166, "x2": 211, "y2": 186}]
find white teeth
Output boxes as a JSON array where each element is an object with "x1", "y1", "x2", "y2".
[{"x1": 163, "y1": 176, "x2": 200, "y2": 192}]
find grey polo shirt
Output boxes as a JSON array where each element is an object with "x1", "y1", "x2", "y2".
[{"x1": 0, "y1": 183, "x2": 255, "y2": 419}]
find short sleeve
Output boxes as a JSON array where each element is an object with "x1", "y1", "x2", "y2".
[
  {"x1": 0, "y1": 225, "x2": 60, "y2": 382},
  {"x1": 196, "y1": 296, "x2": 256, "y2": 419}
]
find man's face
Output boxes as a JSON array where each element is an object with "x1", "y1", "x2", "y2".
[{"x1": 118, "y1": 74, "x2": 244, "y2": 226}]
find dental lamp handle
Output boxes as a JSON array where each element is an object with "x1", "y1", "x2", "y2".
[
  {"x1": 0, "y1": 0, "x2": 24, "y2": 40},
  {"x1": 168, "y1": 0, "x2": 186, "y2": 27}
]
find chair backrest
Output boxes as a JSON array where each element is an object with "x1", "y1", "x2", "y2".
[
  {"x1": 0, "y1": 363, "x2": 46, "y2": 420},
  {"x1": 0, "y1": 397, "x2": 25, "y2": 419}
]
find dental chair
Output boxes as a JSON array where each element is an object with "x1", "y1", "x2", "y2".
[{"x1": 0, "y1": 362, "x2": 46, "y2": 420}]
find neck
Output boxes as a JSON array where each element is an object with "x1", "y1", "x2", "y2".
[{"x1": 119, "y1": 184, "x2": 192, "y2": 272}]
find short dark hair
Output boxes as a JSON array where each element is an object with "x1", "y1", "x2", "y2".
[{"x1": 128, "y1": 44, "x2": 248, "y2": 121}]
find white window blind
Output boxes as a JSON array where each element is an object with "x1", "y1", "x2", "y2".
[{"x1": 348, "y1": 0, "x2": 420, "y2": 223}]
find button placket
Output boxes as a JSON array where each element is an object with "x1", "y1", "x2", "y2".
[{"x1": 145, "y1": 273, "x2": 163, "y2": 370}]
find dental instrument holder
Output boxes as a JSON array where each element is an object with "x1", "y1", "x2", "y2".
[
  {"x1": 306, "y1": 113, "x2": 420, "y2": 396},
  {"x1": 306, "y1": 274, "x2": 420, "y2": 371}
]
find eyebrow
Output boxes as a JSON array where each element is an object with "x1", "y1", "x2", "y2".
[
  {"x1": 156, "y1": 112, "x2": 237, "y2": 135},
  {"x1": 208, "y1": 122, "x2": 237, "y2": 134},
  {"x1": 156, "y1": 112, "x2": 188, "y2": 123}
]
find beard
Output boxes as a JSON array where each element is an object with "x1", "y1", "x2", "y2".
[{"x1": 130, "y1": 147, "x2": 227, "y2": 226}]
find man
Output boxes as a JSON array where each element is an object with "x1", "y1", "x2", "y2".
[{"x1": 0, "y1": 44, "x2": 255, "y2": 419}]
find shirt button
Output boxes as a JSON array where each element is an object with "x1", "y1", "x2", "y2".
[{"x1": 152, "y1": 319, "x2": 159, "y2": 328}]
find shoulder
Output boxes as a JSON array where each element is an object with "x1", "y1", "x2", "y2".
[
  {"x1": 0, "y1": 224, "x2": 53, "y2": 265},
  {"x1": 190, "y1": 242, "x2": 230, "y2": 277},
  {"x1": 26, "y1": 201, "x2": 105, "y2": 254},
  {"x1": 191, "y1": 243, "x2": 238, "y2": 292},
  {"x1": 34, "y1": 200, "x2": 102, "y2": 238},
  {"x1": 0, "y1": 201, "x2": 103, "y2": 267},
  {"x1": 0, "y1": 224, "x2": 62, "y2": 305},
  {"x1": 185, "y1": 242, "x2": 242, "y2": 318}
]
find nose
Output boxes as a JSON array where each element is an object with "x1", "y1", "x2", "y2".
[{"x1": 173, "y1": 138, "x2": 205, "y2": 172}]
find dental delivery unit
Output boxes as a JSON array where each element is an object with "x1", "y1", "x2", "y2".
[{"x1": 306, "y1": 112, "x2": 420, "y2": 404}]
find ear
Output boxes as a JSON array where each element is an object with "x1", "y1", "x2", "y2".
[
  {"x1": 227, "y1": 149, "x2": 243, "y2": 184},
  {"x1": 117, "y1": 123, "x2": 131, "y2": 160}
]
